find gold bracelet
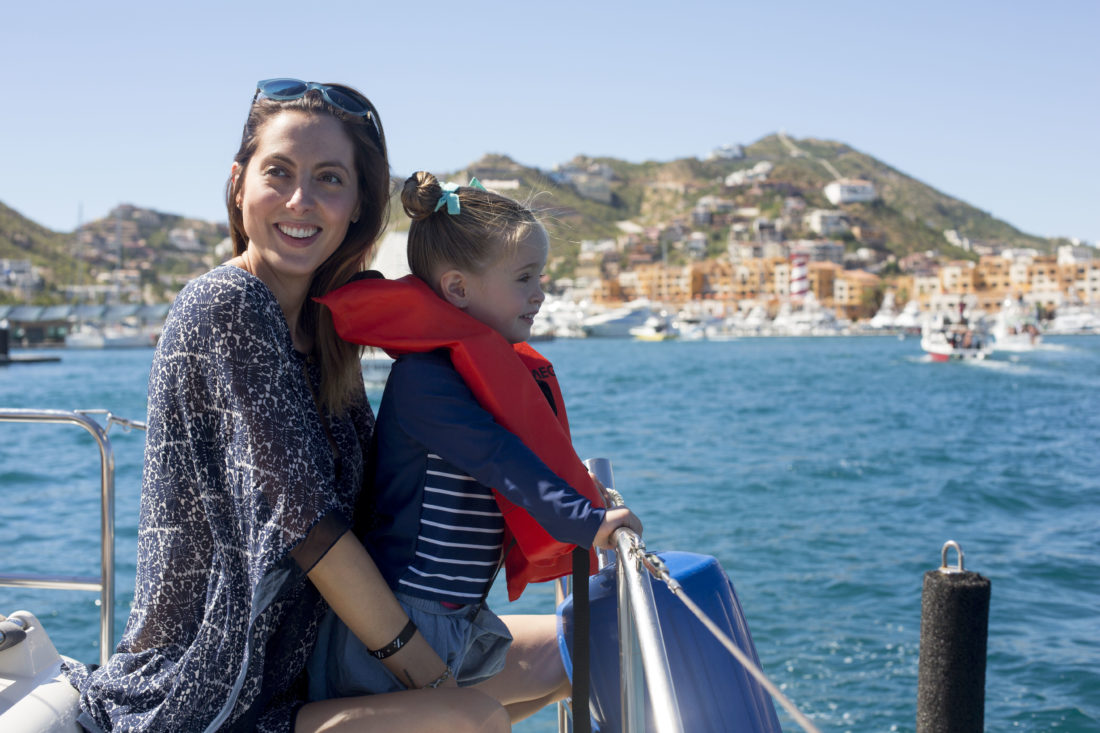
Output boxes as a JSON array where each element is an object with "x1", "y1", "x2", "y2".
[{"x1": 422, "y1": 665, "x2": 452, "y2": 689}]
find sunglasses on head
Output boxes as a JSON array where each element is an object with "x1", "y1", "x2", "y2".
[{"x1": 253, "y1": 78, "x2": 383, "y2": 151}]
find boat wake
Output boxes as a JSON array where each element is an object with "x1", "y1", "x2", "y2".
[{"x1": 968, "y1": 358, "x2": 1025, "y2": 373}]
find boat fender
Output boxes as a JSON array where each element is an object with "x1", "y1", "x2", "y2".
[
  {"x1": 917, "y1": 541, "x2": 990, "y2": 733},
  {"x1": 0, "y1": 617, "x2": 28, "y2": 653}
]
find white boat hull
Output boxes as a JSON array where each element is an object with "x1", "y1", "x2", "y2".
[
  {"x1": 921, "y1": 332, "x2": 992, "y2": 361},
  {"x1": 0, "y1": 612, "x2": 81, "y2": 733}
]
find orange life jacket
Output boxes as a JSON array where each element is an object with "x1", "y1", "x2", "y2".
[{"x1": 318, "y1": 274, "x2": 603, "y2": 601}]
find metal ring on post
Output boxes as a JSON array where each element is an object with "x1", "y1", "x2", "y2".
[{"x1": 939, "y1": 540, "x2": 965, "y2": 573}]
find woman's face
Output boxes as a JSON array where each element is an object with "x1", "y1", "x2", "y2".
[{"x1": 236, "y1": 109, "x2": 360, "y2": 291}]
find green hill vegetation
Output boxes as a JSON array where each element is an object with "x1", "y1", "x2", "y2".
[{"x1": 1, "y1": 201, "x2": 83, "y2": 302}]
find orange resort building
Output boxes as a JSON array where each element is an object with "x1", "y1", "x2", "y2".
[
  {"x1": 593, "y1": 258, "x2": 884, "y2": 321},
  {"x1": 586, "y1": 246, "x2": 1099, "y2": 321}
]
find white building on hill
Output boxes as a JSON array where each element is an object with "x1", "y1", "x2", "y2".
[
  {"x1": 725, "y1": 161, "x2": 773, "y2": 187},
  {"x1": 805, "y1": 209, "x2": 849, "y2": 237},
  {"x1": 824, "y1": 178, "x2": 876, "y2": 205}
]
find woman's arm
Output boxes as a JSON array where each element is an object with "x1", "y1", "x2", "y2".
[{"x1": 306, "y1": 531, "x2": 455, "y2": 689}]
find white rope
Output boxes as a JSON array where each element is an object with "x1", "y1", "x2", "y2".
[{"x1": 641, "y1": 553, "x2": 822, "y2": 733}]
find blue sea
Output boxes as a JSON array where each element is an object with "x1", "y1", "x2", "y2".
[{"x1": 2, "y1": 335, "x2": 1098, "y2": 732}]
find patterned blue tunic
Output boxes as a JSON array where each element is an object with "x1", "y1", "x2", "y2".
[{"x1": 64, "y1": 266, "x2": 373, "y2": 732}]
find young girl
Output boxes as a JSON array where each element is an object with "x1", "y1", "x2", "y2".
[{"x1": 312, "y1": 172, "x2": 642, "y2": 721}]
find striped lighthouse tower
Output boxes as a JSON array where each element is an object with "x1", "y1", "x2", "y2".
[{"x1": 790, "y1": 253, "x2": 809, "y2": 303}]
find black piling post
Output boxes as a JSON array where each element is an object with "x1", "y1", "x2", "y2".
[
  {"x1": 0, "y1": 321, "x2": 10, "y2": 363},
  {"x1": 917, "y1": 541, "x2": 991, "y2": 733}
]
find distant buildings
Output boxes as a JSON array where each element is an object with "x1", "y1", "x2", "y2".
[
  {"x1": 553, "y1": 150, "x2": 1098, "y2": 325},
  {"x1": 725, "y1": 161, "x2": 773, "y2": 187},
  {"x1": 708, "y1": 143, "x2": 745, "y2": 161},
  {"x1": 944, "y1": 229, "x2": 971, "y2": 251},
  {"x1": 804, "y1": 209, "x2": 850, "y2": 237},
  {"x1": 1, "y1": 259, "x2": 41, "y2": 297},
  {"x1": 549, "y1": 160, "x2": 614, "y2": 204},
  {"x1": 823, "y1": 178, "x2": 875, "y2": 205}
]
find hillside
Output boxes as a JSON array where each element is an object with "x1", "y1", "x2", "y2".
[
  {"x1": 451, "y1": 135, "x2": 1053, "y2": 276},
  {"x1": 0, "y1": 201, "x2": 82, "y2": 296},
  {"x1": 750, "y1": 135, "x2": 1047, "y2": 250},
  {"x1": 2, "y1": 133, "x2": 1060, "y2": 303}
]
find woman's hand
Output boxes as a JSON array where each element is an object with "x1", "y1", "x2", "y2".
[
  {"x1": 592, "y1": 506, "x2": 643, "y2": 550},
  {"x1": 308, "y1": 531, "x2": 455, "y2": 689}
]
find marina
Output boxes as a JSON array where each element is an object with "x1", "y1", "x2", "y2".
[{"x1": 2, "y1": 336, "x2": 1097, "y2": 730}]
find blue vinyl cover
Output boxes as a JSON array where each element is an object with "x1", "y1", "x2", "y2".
[{"x1": 556, "y1": 551, "x2": 782, "y2": 732}]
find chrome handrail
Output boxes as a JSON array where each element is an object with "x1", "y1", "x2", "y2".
[
  {"x1": 557, "y1": 459, "x2": 684, "y2": 733},
  {"x1": 587, "y1": 458, "x2": 683, "y2": 733},
  {"x1": 0, "y1": 408, "x2": 145, "y2": 666}
]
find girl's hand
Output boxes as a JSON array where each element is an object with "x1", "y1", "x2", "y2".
[{"x1": 593, "y1": 507, "x2": 643, "y2": 550}]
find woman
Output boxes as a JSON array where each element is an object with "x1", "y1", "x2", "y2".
[{"x1": 64, "y1": 79, "x2": 508, "y2": 732}]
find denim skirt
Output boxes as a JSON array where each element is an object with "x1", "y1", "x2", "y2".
[{"x1": 307, "y1": 592, "x2": 513, "y2": 699}]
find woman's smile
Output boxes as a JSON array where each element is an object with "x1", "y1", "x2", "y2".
[{"x1": 276, "y1": 222, "x2": 321, "y2": 241}]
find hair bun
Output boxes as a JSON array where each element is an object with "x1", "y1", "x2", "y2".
[{"x1": 401, "y1": 171, "x2": 442, "y2": 221}]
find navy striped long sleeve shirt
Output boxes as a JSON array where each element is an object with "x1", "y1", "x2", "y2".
[{"x1": 363, "y1": 349, "x2": 605, "y2": 604}]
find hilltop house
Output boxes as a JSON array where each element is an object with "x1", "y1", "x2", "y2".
[
  {"x1": 708, "y1": 143, "x2": 745, "y2": 160},
  {"x1": 549, "y1": 160, "x2": 614, "y2": 204},
  {"x1": 804, "y1": 209, "x2": 850, "y2": 237},
  {"x1": 824, "y1": 178, "x2": 876, "y2": 205},
  {"x1": 724, "y1": 161, "x2": 773, "y2": 187}
]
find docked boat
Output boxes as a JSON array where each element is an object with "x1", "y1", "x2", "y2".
[
  {"x1": 770, "y1": 294, "x2": 844, "y2": 337},
  {"x1": 893, "y1": 299, "x2": 924, "y2": 336},
  {"x1": 1046, "y1": 297, "x2": 1100, "y2": 335},
  {"x1": 734, "y1": 303, "x2": 771, "y2": 336},
  {"x1": 1, "y1": 409, "x2": 806, "y2": 733},
  {"x1": 920, "y1": 313, "x2": 992, "y2": 361},
  {"x1": 64, "y1": 322, "x2": 156, "y2": 349},
  {"x1": 868, "y1": 290, "x2": 899, "y2": 330},
  {"x1": 629, "y1": 314, "x2": 678, "y2": 341},
  {"x1": 532, "y1": 295, "x2": 587, "y2": 339},
  {"x1": 581, "y1": 300, "x2": 654, "y2": 338}
]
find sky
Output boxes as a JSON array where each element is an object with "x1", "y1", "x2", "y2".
[{"x1": 2, "y1": 1, "x2": 1097, "y2": 244}]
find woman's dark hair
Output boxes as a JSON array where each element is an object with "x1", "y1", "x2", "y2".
[{"x1": 226, "y1": 84, "x2": 390, "y2": 412}]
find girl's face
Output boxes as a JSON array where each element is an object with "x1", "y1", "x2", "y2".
[
  {"x1": 462, "y1": 227, "x2": 548, "y2": 344},
  {"x1": 235, "y1": 110, "x2": 359, "y2": 295}
]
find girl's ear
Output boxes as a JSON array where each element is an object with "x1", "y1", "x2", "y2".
[{"x1": 439, "y1": 270, "x2": 469, "y2": 308}]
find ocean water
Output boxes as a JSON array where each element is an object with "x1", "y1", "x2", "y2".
[{"x1": 2, "y1": 335, "x2": 1098, "y2": 732}]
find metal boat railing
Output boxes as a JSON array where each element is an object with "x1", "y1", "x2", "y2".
[
  {"x1": 0, "y1": 408, "x2": 145, "y2": 666},
  {"x1": 559, "y1": 457, "x2": 820, "y2": 733},
  {"x1": 556, "y1": 458, "x2": 684, "y2": 733},
  {"x1": 0, "y1": 414, "x2": 818, "y2": 730}
]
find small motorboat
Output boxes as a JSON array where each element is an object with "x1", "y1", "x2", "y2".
[{"x1": 920, "y1": 313, "x2": 992, "y2": 362}]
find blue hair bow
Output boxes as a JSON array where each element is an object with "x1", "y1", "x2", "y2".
[
  {"x1": 435, "y1": 182, "x2": 462, "y2": 215},
  {"x1": 434, "y1": 178, "x2": 487, "y2": 216}
]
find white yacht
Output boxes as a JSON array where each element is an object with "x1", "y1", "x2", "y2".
[
  {"x1": 868, "y1": 291, "x2": 898, "y2": 330},
  {"x1": 581, "y1": 300, "x2": 654, "y2": 338}
]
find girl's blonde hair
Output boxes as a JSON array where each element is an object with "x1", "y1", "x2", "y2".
[{"x1": 400, "y1": 171, "x2": 540, "y2": 287}]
